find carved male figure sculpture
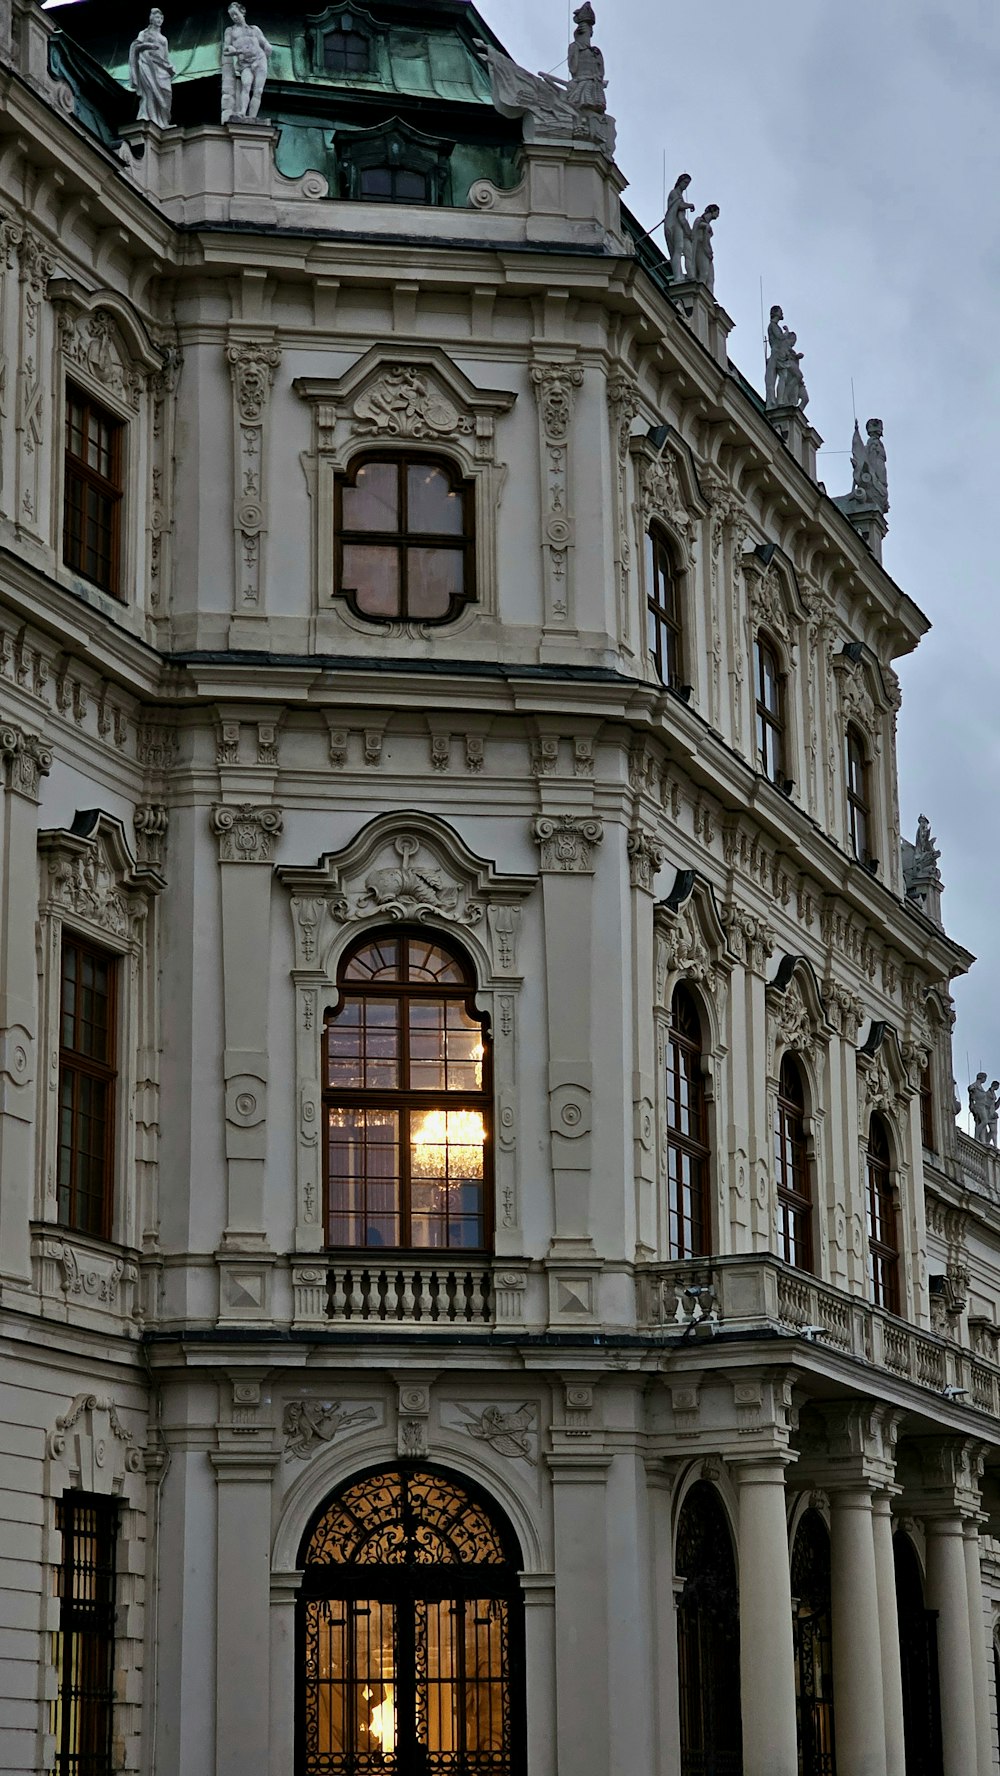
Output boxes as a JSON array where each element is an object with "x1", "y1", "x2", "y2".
[
  {"x1": 849, "y1": 417, "x2": 889, "y2": 513},
  {"x1": 665, "y1": 174, "x2": 695, "y2": 280},
  {"x1": 970, "y1": 1072, "x2": 993, "y2": 1145},
  {"x1": 775, "y1": 332, "x2": 808, "y2": 410},
  {"x1": 128, "y1": 8, "x2": 175, "y2": 127},
  {"x1": 764, "y1": 305, "x2": 787, "y2": 407},
  {"x1": 221, "y1": 2, "x2": 273, "y2": 125},
  {"x1": 690, "y1": 204, "x2": 720, "y2": 293}
]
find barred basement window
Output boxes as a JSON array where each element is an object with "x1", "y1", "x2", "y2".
[
  {"x1": 63, "y1": 385, "x2": 124, "y2": 598},
  {"x1": 53, "y1": 1492, "x2": 118, "y2": 1776},
  {"x1": 57, "y1": 937, "x2": 117, "y2": 1241},
  {"x1": 335, "y1": 456, "x2": 475, "y2": 624}
]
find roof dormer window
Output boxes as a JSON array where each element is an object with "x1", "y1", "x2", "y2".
[
  {"x1": 322, "y1": 15, "x2": 371, "y2": 75},
  {"x1": 338, "y1": 121, "x2": 453, "y2": 207}
]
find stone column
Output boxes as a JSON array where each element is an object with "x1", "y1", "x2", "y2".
[
  {"x1": 547, "y1": 1454, "x2": 612, "y2": 1776},
  {"x1": 210, "y1": 1448, "x2": 280, "y2": 1776},
  {"x1": 871, "y1": 1493, "x2": 906, "y2": 1776},
  {"x1": 734, "y1": 1457, "x2": 798, "y2": 1776},
  {"x1": 210, "y1": 803, "x2": 283, "y2": 1322},
  {"x1": 268, "y1": 1570, "x2": 302, "y2": 1776},
  {"x1": 963, "y1": 1519, "x2": 992, "y2": 1776},
  {"x1": 925, "y1": 1516, "x2": 978, "y2": 1776},
  {"x1": 522, "y1": 1575, "x2": 557, "y2": 1776},
  {"x1": 0, "y1": 725, "x2": 50, "y2": 1284},
  {"x1": 829, "y1": 1486, "x2": 887, "y2": 1776}
]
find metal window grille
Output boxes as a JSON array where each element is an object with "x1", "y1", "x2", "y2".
[{"x1": 54, "y1": 1492, "x2": 118, "y2": 1776}]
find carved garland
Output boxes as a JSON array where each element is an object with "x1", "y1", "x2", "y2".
[
  {"x1": 531, "y1": 359, "x2": 584, "y2": 629},
  {"x1": 227, "y1": 339, "x2": 281, "y2": 611}
]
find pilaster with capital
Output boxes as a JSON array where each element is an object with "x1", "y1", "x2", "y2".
[
  {"x1": 226, "y1": 335, "x2": 281, "y2": 634},
  {"x1": 607, "y1": 372, "x2": 640, "y2": 653},
  {"x1": 210, "y1": 803, "x2": 283, "y2": 1312},
  {"x1": 14, "y1": 227, "x2": 53, "y2": 540},
  {"x1": 530, "y1": 356, "x2": 583, "y2": 636},
  {"x1": 0, "y1": 214, "x2": 24, "y2": 517},
  {"x1": 0, "y1": 722, "x2": 50, "y2": 1282}
]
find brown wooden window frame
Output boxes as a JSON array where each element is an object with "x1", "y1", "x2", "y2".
[
  {"x1": 322, "y1": 928, "x2": 493, "y2": 1254},
  {"x1": 54, "y1": 1490, "x2": 119, "y2": 1776},
  {"x1": 755, "y1": 630, "x2": 786, "y2": 785},
  {"x1": 322, "y1": 20, "x2": 372, "y2": 74},
  {"x1": 645, "y1": 526, "x2": 684, "y2": 689},
  {"x1": 334, "y1": 453, "x2": 475, "y2": 625},
  {"x1": 57, "y1": 935, "x2": 118, "y2": 1242},
  {"x1": 845, "y1": 724, "x2": 871, "y2": 861},
  {"x1": 665, "y1": 984, "x2": 711, "y2": 1260},
  {"x1": 919, "y1": 1060, "x2": 935, "y2": 1152},
  {"x1": 62, "y1": 382, "x2": 125, "y2": 600},
  {"x1": 866, "y1": 1113, "x2": 901, "y2": 1313},
  {"x1": 774, "y1": 1053, "x2": 814, "y2": 1273}
]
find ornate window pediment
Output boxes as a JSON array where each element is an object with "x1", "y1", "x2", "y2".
[
  {"x1": 38, "y1": 810, "x2": 164, "y2": 947},
  {"x1": 857, "y1": 1020, "x2": 917, "y2": 1125},
  {"x1": 296, "y1": 347, "x2": 515, "y2": 637},
  {"x1": 765, "y1": 954, "x2": 833, "y2": 1073},
  {"x1": 654, "y1": 869, "x2": 733, "y2": 1014},
  {"x1": 630, "y1": 432, "x2": 705, "y2": 564},
  {"x1": 741, "y1": 544, "x2": 807, "y2": 653},
  {"x1": 832, "y1": 644, "x2": 895, "y2": 749},
  {"x1": 279, "y1": 814, "x2": 536, "y2": 1260},
  {"x1": 336, "y1": 118, "x2": 454, "y2": 205},
  {"x1": 50, "y1": 280, "x2": 164, "y2": 415},
  {"x1": 308, "y1": 3, "x2": 380, "y2": 76}
]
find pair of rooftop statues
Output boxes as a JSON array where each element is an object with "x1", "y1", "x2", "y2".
[{"x1": 128, "y1": 4, "x2": 271, "y2": 128}]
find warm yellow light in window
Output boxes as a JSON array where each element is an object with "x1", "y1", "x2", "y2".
[
  {"x1": 368, "y1": 1686, "x2": 396, "y2": 1751},
  {"x1": 410, "y1": 1109, "x2": 486, "y2": 1178}
]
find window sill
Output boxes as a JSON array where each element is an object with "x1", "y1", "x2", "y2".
[{"x1": 29, "y1": 1223, "x2": 142, "y2": 1333}]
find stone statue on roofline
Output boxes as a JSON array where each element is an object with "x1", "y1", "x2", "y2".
[
  {"x1": 969, "y1": 1073, "x2": 1000, "y2": 1148},
  {"x1": 690, "y1": 204, "x2": 720, "y2": 293},
  {"x1": 765, "y1": 306, "x2": 809, "y2": 413},
  {"x1": 128, "y1": 9, "x2": 175, "y2": 128},
  {"x1": 845, "y1": 417, "x2": 889, "y2": 514},
  {"x1": 221, "y1": 2, "x2": 273, "y2": 125},
  {"x1": 664, "y1": 174, "x2": 695, "y2": 280},
  {"x1": 475, "y1": 3, "x2": 616, "y2": 156}
]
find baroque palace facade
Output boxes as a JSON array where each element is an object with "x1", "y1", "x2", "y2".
[{"x1": 3, "y1": 3, "x2": 1000, "y2": 1775}]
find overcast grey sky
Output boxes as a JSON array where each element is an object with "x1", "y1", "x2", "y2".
[{"x1": 482, "y1": 0, "x2": 1000, "y2": 1105}]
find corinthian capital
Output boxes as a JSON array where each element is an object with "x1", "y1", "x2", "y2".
[{"x1": 0, "y1": 725, "x2": 52, "y2": 801}]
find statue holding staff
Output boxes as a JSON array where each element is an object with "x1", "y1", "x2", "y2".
[{"x1": 128, "y1": 8, "x2": 175, "y2": 128}]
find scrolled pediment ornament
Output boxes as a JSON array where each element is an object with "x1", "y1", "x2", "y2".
[
  {"x1": 637, "y1": 448, "x2": 691, "y2": 542},
  {"x1": 765, "y1": 956, "x2": 832, "y2": 1070},
  {"x1": 39, "y1": 811, "x2": 163, "y2": 944},
  {"x1": 743, "y1": 553, "x2": 794, "y2": 649},
  {"x1": 353, "y1": 366, "x2": 473, "y2": 441},
  {"x1": 57, "y1": 306, "x2": 145, "y2": 410}
]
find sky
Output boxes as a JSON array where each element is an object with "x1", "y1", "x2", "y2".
[{"x1": 481, "y1": 0, "x2": 1000, "y2": 1111}]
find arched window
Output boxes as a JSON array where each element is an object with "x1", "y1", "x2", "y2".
[
  {"x1": 675, "y1": 1482, "x2": 742, "y2": 1776},
  {"x1": 323, "y1": 931, "x2": 491, "y2": 1252},
  {"x1": 335, "y1": 456, "x2": 474, "y2": 623},
  {"x1": 774, "y1": 1055, "x2": 813, "y2": 1272},
  {"x1": 845, "y1": 726, "x2": 870, "y2": 860},
  {"x1": 298, "y1": 1465, "x2": 525, "y2": 1776},
  {"x1": 866, "y1": 1114, "x2": 900, "y2": 1313},
  {"x1": 894, "y1": 1532, "x2": 943, "y2": 1776},
  {"x1": 665, "y1": 986, "x2": 711, "y2": 1259},
  {"x1": 754, "y1": 632, "x2": 785, "y2": 784},
  {"x1": 791, "y1": 1510, "x2": 836, "y2": 1776},
  {"x1": 323, "y1": 18, "x2": 372, "y2": 75},
  {"x1": 645, "y1": 527, "x2": 683, "y2": 688}
]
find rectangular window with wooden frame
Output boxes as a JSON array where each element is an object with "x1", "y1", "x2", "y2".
[
  {"x1": 63, "y1": 384, "x2": 125, "y2": 599},
  {"x1": 57, "y1": 937, "x2": 117, "y2": 1241},
  {"x1": 53, "y1": 1491, "x2": 118, "y2": 1776}
]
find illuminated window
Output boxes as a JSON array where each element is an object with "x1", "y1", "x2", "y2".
[
  {"x1": 63, "y1": 385, "x2": 124, "y2": 598},
  {"x1": 53, "y1": 1492, "x2": 118, "y2": 1776},
  {"x1": 645, "y1": 527, "x2": 683, "y2": 687},
  {"x1": 755, "y1": 632, "x2": 785, "y2": 784},
  {"x1": 845, "y1": 726, "x2": 870, "y2": 860},
  {"x1": 298, "y1": 1466, "x2": 525, "y2": 1776},
  {"x1": 335, "y1": 456, "x2": 474, "y2": 624},
  {"x1": 665, "y1": 985, "x2": 710, "y2": 1259},
  {"x1": 866, "y1": 1114, "x2": 900, "y2": 1313},
  {"x1": 774, "y1": 1054, "x2": 813, "y2": 1272},
  {"x1": 323, "y1": 931, "x2": 491, "y2": 1250},
  {"x1": 58, "y1": 937, "x2": 117, "y2": 1241}
]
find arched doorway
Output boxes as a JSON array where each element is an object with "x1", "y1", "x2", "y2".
[
  {"x1": 791, "y1": 1509, "x2": 836, "y2": 1775},
  {"x1": 894, "y1": 1532, "x2": 943, "y2": 1776},
  {"x1": 297, "y1": 1465, "x2": 525, "y2": 1776},
  {"x1": 675, "y1": 1480, "x2": 743, "y2": 1775}
]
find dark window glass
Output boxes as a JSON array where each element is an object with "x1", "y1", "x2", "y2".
[
  {"x1": 676, "y1": 1482, "x2": 743, "y2": 1776},
  {"x1": 665, "y1": 986, "x2": 710, "y2": 1259},
  {"x1": 298, "y1": 1466, "x2": 525, "y2": 1776},
  {"x1": 63, "y1": 386, "x2": 124, "y2": 598},
  {"x1": 336, "y1": 457, "x2": 474, "y2": 624},
  {"x1": 57, "y1": 939, "x2": 117, "y2": 1240},
  {"x1": 792, "y1": 1510, "x2": 836, "y2": 1776},
  {"x1": 919, "y1": 1061, "x2": 935, "y2": 1151},
  {"x1": 323, "y1": 932, "x2": 491, "y2": 1251},
  {"x1": 894, "y1": 1532, "x2": 943, "y2": 1776},
  {"x1": 324, "y1": 27, "x2": 370, "y2": 73},
  {"x1": 866, "y1": 1114, "x2": 900, "y2": 1313},
  {"x1": 645, "y1": 528, "x2": 684, "y2": 687},
  {"x1": 845, "y1": 727, "x2": 870, "y2": 860},
  {"x1": 774, "y1": 1054, "x2": 813, "y2": 1272},
  {"x1": 755, "y1": 633, "x2": 785, "y2": 784},
  {"x1": 359, "y1": 164, "x2": 430, "y2": 204},
  {"x1": 54, "y1": 1492, "x2": 118, "y2": 1776}
]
